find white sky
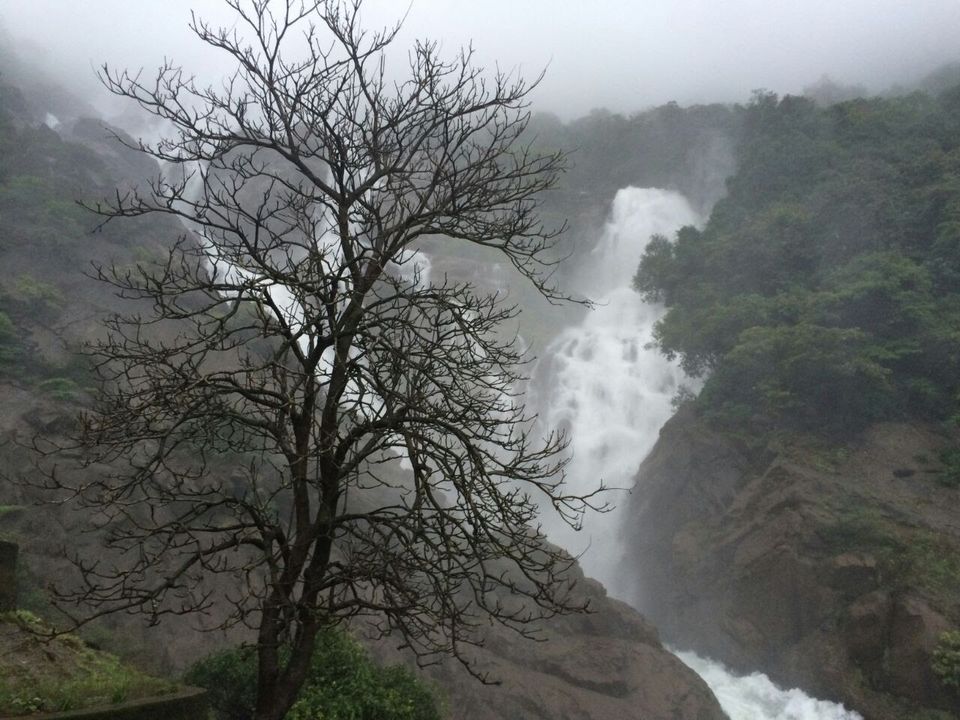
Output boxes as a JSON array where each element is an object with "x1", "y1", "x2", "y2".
[{"x1": 2, "y1": 0, "x2": 960, "y2": 118}]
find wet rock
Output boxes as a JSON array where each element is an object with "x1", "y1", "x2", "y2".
[
  {"x1": 371, "y1": 563, "x2": 727, "y2": 720},
  {"x1": 623, "y1": 412, "x2": 960, "y2": 719},
  {"x1": 844, "y1": 590, "x2": 892, "y2": 673},
  {"x1": 829, "y1": 553, "x2": 879, "y2": 598},
  {"x1": 887, "y1": 595, "x2": 952, "y2": 705}
]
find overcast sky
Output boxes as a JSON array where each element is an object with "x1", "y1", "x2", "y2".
[{"x1": 3, "y1": 0, "x2": 960, "y2": 119}]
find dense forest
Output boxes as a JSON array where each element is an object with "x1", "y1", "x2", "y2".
[{"x1": 635, "y1": 87, "x2": 960, "y2": 438}]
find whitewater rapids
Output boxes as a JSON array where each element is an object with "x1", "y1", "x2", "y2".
[{"x1": 533, "y1": 186, "x2": 862, "y2": 720}]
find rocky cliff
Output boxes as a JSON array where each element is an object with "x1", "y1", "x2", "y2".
[
  {"x1": 624, "y1": 404, "x2": 960, "y2": 719},
  {"x1": 370, "y1": 560, "x2": 725, "y2": 720}
]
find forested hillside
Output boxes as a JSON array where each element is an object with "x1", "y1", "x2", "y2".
[
  {"x1": 7, "y1": 12, "x2": 960, "y2": 715},
  {"x1": 636, "y1": 88, "x2": 960, "y2": 436},
  {"x1": 0, "y1": 78, "x2": 173, "y2": 397}
]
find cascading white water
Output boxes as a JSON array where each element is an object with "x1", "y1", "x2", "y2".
[
  {"x1": 533, "y1": 188, "x2": 698, "y2": 596},
  {"x1": 675, "y1": 652, "x2": 862, "y2": 720},
  {"x1": 533, "y1": 186, "x2": 862, "y2": 720}
]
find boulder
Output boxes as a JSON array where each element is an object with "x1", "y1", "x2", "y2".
[{"x1": 370, "y1": 570, "x2": 727, "y2": 720}]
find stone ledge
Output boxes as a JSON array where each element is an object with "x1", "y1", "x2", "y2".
[{"x1": 0, "y1": 687, "x2": 208, "y2": 720}]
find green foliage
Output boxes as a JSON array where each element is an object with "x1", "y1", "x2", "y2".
[
  {"x1": 286, "y1": 646, "x2": 441, "y2": 720},
  {"x1": 636, "y1": 87, "x2": 960, "y2": 433},
  {"x1": 821, "y1": 508, "x2": 902, "y2": 556},
  {"x1": 932, "y1": 630, "x2": 960, "y2": 691},
  {"x1": 823, "y1": 510, "x2": 960, "y2": 599},
  {"x1": 12, "y1": 273, "x2": 65, "y2": 318},
  {"x1": 184, "y1": 646, "x2": 257, "y2": 720},
  {"x1": 186, "y1": 629, "x2": 443, "y2": 720},
  {"x1": 0, "y1": 285, "x2": 93, "y2": 389},
  {"x1": 703, "y1": 324, "x2": 892, "y2": 430},
  {"x1": 0, "y1": 612, "x2": 175, "y2": 716},
  {"x1": 35, "y1": 377, "x2": 81, "y2": 401},
  {"x1": 0, "y1": 175, "x2": 47, "y2": 207},
  {"x1": 938, "y1": 447, "x2": 960, "y2": 488}
]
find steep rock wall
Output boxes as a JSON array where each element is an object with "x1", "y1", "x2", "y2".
[
  {"x1": 370, "y1": 562, "x2": 726, "y2": 720},
  {"x1": 624, "y1": 405, "x2": 960, "y2": 719}
]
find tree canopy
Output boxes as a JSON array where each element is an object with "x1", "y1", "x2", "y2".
[{"x1": 635, "y1": 89, "x2": 960, "y2": 433}]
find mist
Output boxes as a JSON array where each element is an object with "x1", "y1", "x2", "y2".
[{"x1": 3, "y1": 0, "x2": 960, "y2": 120}]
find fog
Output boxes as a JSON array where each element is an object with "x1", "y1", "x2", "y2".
[{"x1": 3, "y1": 0, "x2": 960, "y2": 119}]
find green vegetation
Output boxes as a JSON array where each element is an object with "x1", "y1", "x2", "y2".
[
  {"x1": 0, "y1": 505, "x2": 24, "y2": 521},
  {"x1": 526, "y1": 102, "x2": 741, "y2": 270},
  {"x1": 0, "y1": 310, "x2": 21, "y2": 374},
  {"x1": 35, "y1": 376, "x2": 82, "y2": 401},
  {"x1": 635, "y1": 88, "x2": 960, "y2": 434},
  {"x1": 0, "y1": 277, "x2": 93, "y2": 391},
  {"x1": 822, "y1": 508, "x2": 902, "y2": 556},
  {"x1": 13, "y1": 274, "x2": 65, "y2": 318},
  {"x1": 895, "y1": 535, "x2": 960, "y2": 596},
  {"x1": 186, "y1": 628, "x2": 443, "y2": 720},
  {"x1": 0, "y1": 80, "x2": 171, "y2": 392},
  {"x1": 823, "y1": 508, "x2": 960, "y2": 600},
  {"x1": 0, "y1": 610, "x2": 176, "y2": 716},
  {"x1": 938, "y1": 447, "x2": 960, "y2": 487},
  {"x1": 932, "y1": 630, "x2": 960, "y2": 691}
]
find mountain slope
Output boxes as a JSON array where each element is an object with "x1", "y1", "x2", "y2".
[
  {"x1": 0, "y1": 56, "x2": 725, "y2": 720},
  {"x1": 625, "y1": 407, "x2": 960, "y2": 718}
]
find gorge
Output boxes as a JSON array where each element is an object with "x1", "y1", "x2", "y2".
[{"x1": 1, "y1": 17, "x2": 960, "y2": 718}]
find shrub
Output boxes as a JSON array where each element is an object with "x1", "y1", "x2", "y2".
[
  {"x1": 932, "y1": 630, "x2": 960, "y2": 691},
  {"x1": 12, "y1": 274, "x2": 65, "y2": 318},
  {"x1": 185, "y1": 629, "x2": 443, "y2": 720},
  {"x1": 184, "y1": 645, "x2": 257, "y2": 720}
]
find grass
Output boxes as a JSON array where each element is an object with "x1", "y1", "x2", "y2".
[
  {"x1": 0, "y1": 610, "x2": 177, "y2": 716},
  {"x1": 823, "y1": 508, "x2": 960, "y2": 599},
  {"x1": 896, "y1": 535, "x2": 960, "y2": 595}
]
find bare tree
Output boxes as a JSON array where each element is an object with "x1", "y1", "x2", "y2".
[{"x1": 42, "y1": 2, "x2": 599, "y2": 718}]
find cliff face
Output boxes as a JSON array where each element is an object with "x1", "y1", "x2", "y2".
[{"x1": 624, "y1": 405, "x2": 960, "y2": 719}]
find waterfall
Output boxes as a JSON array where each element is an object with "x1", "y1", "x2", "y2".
[
  {"x1": 532, "y1": 187, "x2": 697, "y2": 597},
  {"x1": 532, "y1": 186, "x2": 862, "y2": 720}
]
